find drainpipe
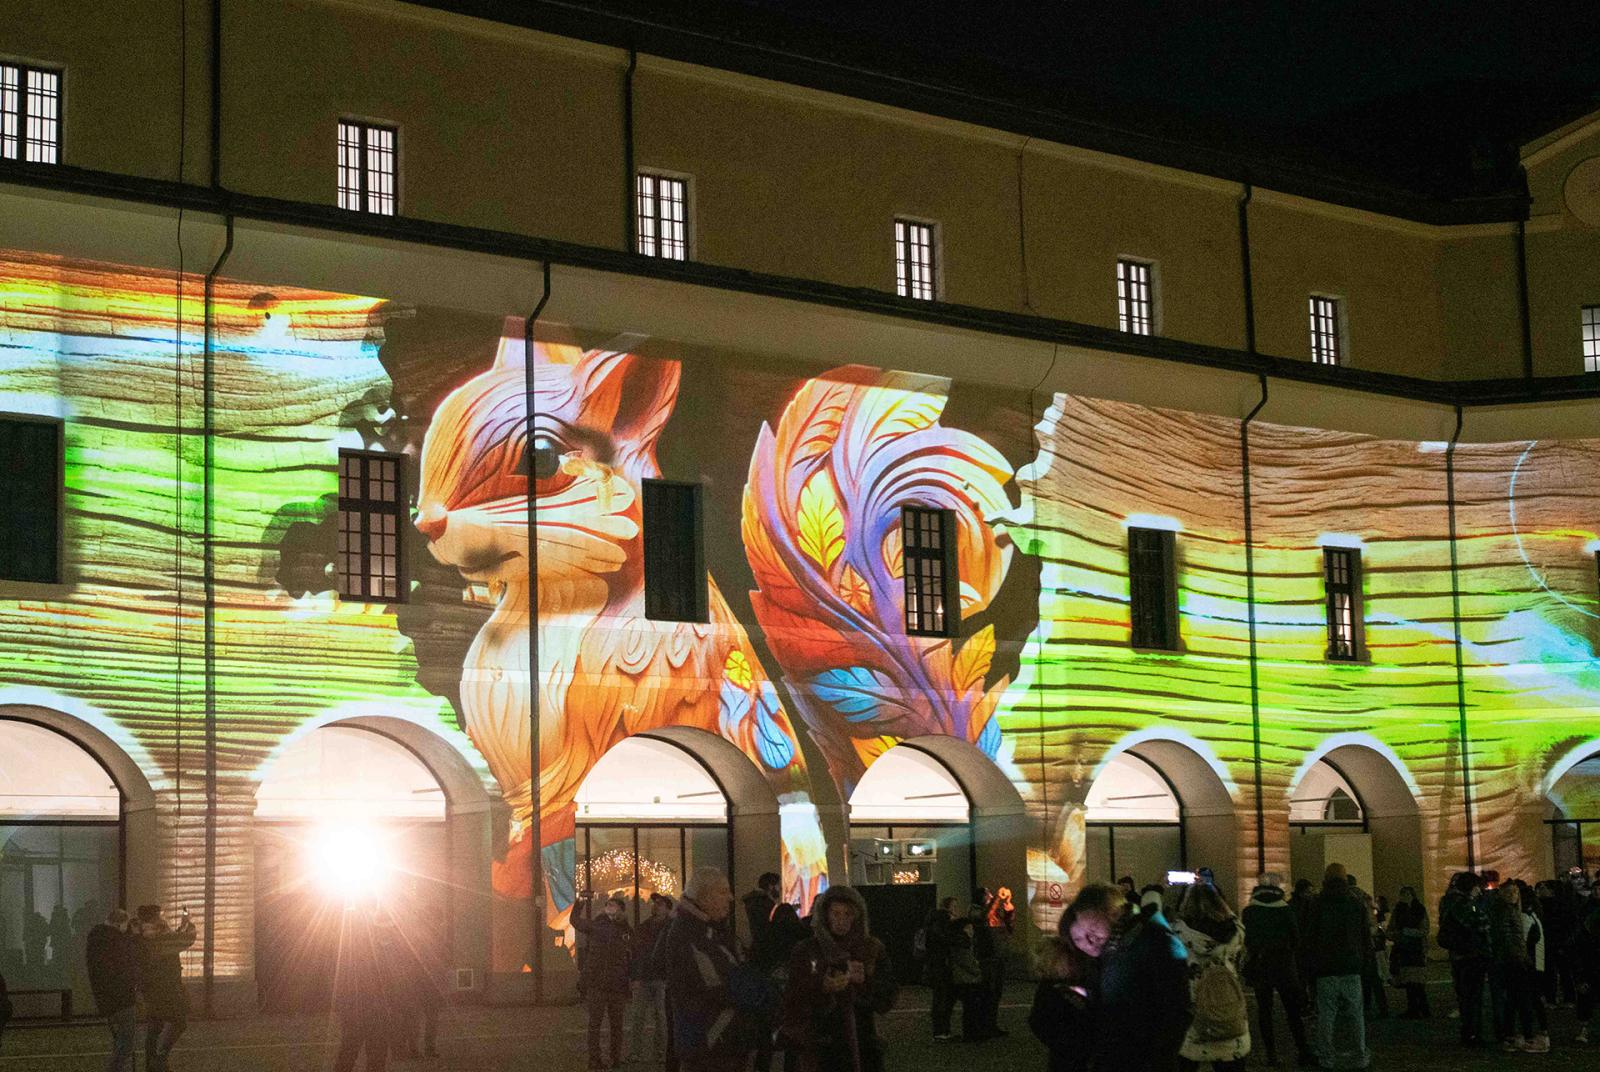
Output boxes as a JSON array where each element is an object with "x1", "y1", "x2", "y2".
[
  {"x1": 1515, "y1": 219, "x2": 1533, "y2": 380},
  {"x1": 622, "y1": 48, "x2": 638, "y2": 253},
  {"x1": 523, "y1": 261, "x2": 552, "y2": 1003},
  {"x1": 1238, "y1": 180, "x2": 1257, "y2": 356},
  {"x1": 1240, "y1": 374, "x2": 1268, "y2": 876},
  {"x1": 1444, "y1": 405, "x2": 1476, "y2": 870}
]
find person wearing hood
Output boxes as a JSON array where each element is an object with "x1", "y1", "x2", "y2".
[
  {"x1": 661, "y1": 868, "x2": 753, "y2": 1072},
  {"x1": 781, "y1": 886, "x2": 897, "y2": 1072},
  {"x1": 1387, "y1": 885, "x2": 1430, "y2": 1019},
  {"x1": 1241, "y1": 873, "x2": 1314, "y2": 1068},
  {"x1": 1304, "y1": 864, "x2": 1370, "y2": 1071},
  {"x1": 1173, "y1": 882, "x2": 1250, "y2": 1070}
]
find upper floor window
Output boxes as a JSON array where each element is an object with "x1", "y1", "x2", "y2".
[
  {"x1": 894, "y1": 219, "x2": 937, "y2": 301},
  {"x1": 636, "y1": 172, "x2": 689, "y2": 260},
  {"x1": 337, "y1": 120, "x2": 397, "y2": 216},
  {"x1": 1582, "y1": 305, "x2": 1599, "y2": 374},
  {"x1": 337, "y1": 450, "x2": 404, "y2": 601},
  {"x1": 902, "y1": 506, "x2": 956, "y2": 637},
  {"x1": 1324, "y1": 547, "x2": 1362, "y2": 661},
  {"x1": 642, "y1": 479, "x2": 707, "y2": 622},
  {"x1": 1309, "y1": 295, "x2": 1344, "y2": 366},
  {"x1": 1117, "y1": 259, "x2": 1155, "y2": 335},
  {"x1": 1, "y1": 63, "x2": 61, "y2": 164},
  {"x1": 1128, "y1": 527, "x2": 1178, "y2": 650},
  {"x1": 0, "y1": 416, "x2": 61, "y2": 583}
]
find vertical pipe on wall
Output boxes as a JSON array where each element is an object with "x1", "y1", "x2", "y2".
[
  {"x1": 1237, "y1": 180, "x2": 1257, "y2": 356},
  {"x1": 1240, "y1": 374, "x2": 1269, "y2": 876},
  {"x1": 523, "y1": 261, "x2": 552, "y2": 1003},
  {"x1": 1515, "y1": 219, "x2": 1533, "y2": 380},
  {"x1": 622, "y1": 48, "x2": 638, "y2": 254},
  {"x1": 1445, "y1": 405, "x2": 1476, "y2": 870}
]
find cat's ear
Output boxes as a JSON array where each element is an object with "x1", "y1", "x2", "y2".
[{"x1": 584, "y1": 350, "x2": 681, "y2": 449}]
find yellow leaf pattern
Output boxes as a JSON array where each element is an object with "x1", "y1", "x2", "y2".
[
  {"x1": 952, "y1": 624, "x2": 995, "y2": 699},
  {"x1": 724, "y1": 649, "x2": 753, "y2": 689},
  {"x1": 796, "y1": 470, "x2": 846, "y2": 572},
  {"x1": 838, "y1": 565, "x2": 872, "y2": 613}
]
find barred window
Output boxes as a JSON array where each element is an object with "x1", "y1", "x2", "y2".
[
  {"x1": 1309, "y1": 295, "x2": 1344, "y2": 365},
  {"x1": 0, "y1": 63, "x2": 61, "y2": 164},
  {"x1": 642, "y1": 480, "x2": 706, "y2": 623},
  {"x1": 894, "y1": 219, "x2": 937, "y2": 301},
  {"x1": 0, "y1": 417, "x2": 61, "y2": 584},
  {"x1": 1117, "y1": 259, "x2": 1154, "y2": 335},
  {"x1": 636, "y1": 172, "x2": 689, "y2": 260},
  {"x1": 1128, "y1": 527, "x2": 1178, "y2": 650},
  {"x1": 903, "y1": 507, "x2": 957, "y2": 637},
  {"x1": 337, "y1": 120, "x2": 398, "y2": 216},
  {"x1": 337, "y1": 451, "x2": 405, "y2": 601},
  {"x1": 1582, "y1": 305, "x2": 1599, "y2": 374},
  {"x1": 1324, "y1": 547, "x2": 1361, "y2": 661}
]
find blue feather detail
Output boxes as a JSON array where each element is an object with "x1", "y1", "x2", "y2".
[
  {"x1": 810, "y1": 666, "x2": 911, "y2": 723},
  {"x1": 976, "y1": 716, "x2": 1001, "y2": 759}
]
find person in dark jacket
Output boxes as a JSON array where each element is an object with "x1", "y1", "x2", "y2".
[
  {"x1": 743, "y1": 872, "x2": 786, "y2": 1072},
  {"x1": 1084, "y1": 882, "x2": 1190, "y2": 1072},
  {"x1": 626, "y1": 894, "x2": 674, "y2": 1064},
  {"x1": 970, "y1": 887, "x2": 1014, "y2": 1041},
  {"x1": 86, "y1": 908, "x2": 141, "y2": 1072},
  {"x1": 1387, "y1": 885, "x2": 1430, "y2": 1019},
  {"x1": 1438, "y1": 872, "x2": 1492, "y2": 1045},
  {"x1": 134, "y1": 904, "x2": 196, "y2": 1072},
  {"x1": 661, "y1": 868, "x2": 752, "y2": 1072},
  {"x1": 781, "y1": 885, "x2": 897, "y2": 1072},
  {"x1": 0, "y1": 968, "x2": 10, "y2": 1056},
  {"x1": 945, "y1": 916, "x2": 985, "y2": 1042},
  {"x1": 576, "y1": 895, "x2": 635, "y2": 1070},
  {"x1": 1029, "y1": 888, "x2": 1111, "y2": 1072},
  {"x1": 1304, "y1": 864, "x2": 1370, "y2": 1070},
  {"x1": 921, "y1": 897, "x2": 958, "y2": 1041},
  {"x1": 390, "y1": 925, "x2": 443, "y2": 1059},
  {"x1": 1485, "y1": 879, "x2": 1525, "y2": 1044},
  {"x1": 333, "y1": 906, "x2": 396, "y2": 1072},
  {"x1": 1241, "y1": 873, "x2": 1315, "y2": 1067}
]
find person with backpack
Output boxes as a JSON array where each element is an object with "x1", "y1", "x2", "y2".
[
  {"x1": 1304, "y1": 863, "x2": 1370, "y2": 1070},
  {"x1": 918, "y1": 897, "x2": 958, "y2": 1041},
  {"x1": 1172, "y1": 882, "x2": 1249, "y2": 1071},
  {"x1": 1241, "y1": 872, "x2": 1316, "y2": 1067}
]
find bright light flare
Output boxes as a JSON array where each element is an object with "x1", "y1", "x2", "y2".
[{"x1": 306, "y1": 824, "x2": 392, "y2": 902}]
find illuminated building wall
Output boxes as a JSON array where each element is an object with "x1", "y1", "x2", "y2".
[{"x1": 2, "y1": 248, "x2": 1597, "y2": 992}]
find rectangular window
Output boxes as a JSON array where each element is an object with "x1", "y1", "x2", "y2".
[
  {"x1": 337, "y1": 450, "x2": 404, "y2": 601},
  {"x1": 642, "y1": 479, "x2": 706, "y2": 622},
  {"x1": 902, "y1": 506, "x2": 957, "y2": 637},
  {"x1": 337, "y1": 120, "x2": 398, "y2": 216},
  {"x1": 1309, "y1": 295, "x2": 1343, "y2": 365},
  {"x1": 0, "y1": 63, "x2": 61, "y2": 163},
  {"x1": 0, "y1": 417, "x2": 61, "y2": 583},
  {"x1": 1324, "y1": 547, "x2": 1362, "y2": 661},
  {"x1": 1583, "y1": 305, "x2": 1600, "y2": 374},
  {"x1": 894, "y1": 219, "x2": 937, "y2": 301},
  {"x1": 1117, "y1": 259, "x2": 1154, "y2": 335},
  {"x1": 1128, "y1": 527, "x2": 1178, "y2": 650},
  {"x1": 636, "y1": 172, "x2": 689, "y2": 260}
]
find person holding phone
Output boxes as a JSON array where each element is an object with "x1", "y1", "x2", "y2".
[
  {"x1": 135, "y1": 904, "x2": 196, "y2": 1072},
  {"x1": 781, "y1": 886, "x2": 897, "y2": 1072}
]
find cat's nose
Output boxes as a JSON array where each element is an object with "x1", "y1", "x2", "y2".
[{"x1": 415, "y1": 505, "x2": 448, "y2": 542}]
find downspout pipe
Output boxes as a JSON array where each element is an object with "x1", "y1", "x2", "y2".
[
  {"x1": 523, "y1": 261, "x2": 552, "y2": 1004},
  {"x1": 1238, "y1": 180, "x2": 1257, "y2": 356},
  {"x1": 1444, "y1": 405, "x2": 1476, "y2": 870},
  {"x1": 1515, "y1": 219, "x2": 1533, "y2": 381},
  {"x1": 623, "y1": 48, "x2": 638, "y2": 253},
  {"x1": 1240, "y1": 374, "x2": 1268, "y2": 875}
]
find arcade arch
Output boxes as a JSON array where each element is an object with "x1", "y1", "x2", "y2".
[
  {"x1": 1546, "y1": 744, "x2": 1600, "y2": 874},
  {"x1": 1288, "y1": 739, "x2": 1422, "y2": 899}
]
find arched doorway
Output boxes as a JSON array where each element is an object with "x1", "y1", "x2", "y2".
[
  {"x1": 572, "y1": 728, "x2": 779, "y2": 943},
  {"x1": 1288, "y1": 740, "x2": 1422, "y2": 900},
  {"x1": 1547, "y1": 746, "x2": 1600, "y2": 874},
  {"x1": 252, "y1": 719, "x2": 494, "y2": 1012}
]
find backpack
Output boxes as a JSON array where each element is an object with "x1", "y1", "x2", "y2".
[{"x1": 1191, "y1": 958, "x2": 1248, "y2": 1042}]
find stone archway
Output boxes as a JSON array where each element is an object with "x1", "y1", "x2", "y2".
[{"x1": 1288, "y1": 735, "x2": 1422, "y2": 900}]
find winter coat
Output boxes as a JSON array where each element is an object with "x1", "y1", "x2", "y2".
[
  {"x1": 782, "y1": 886, "x2": 897, "y2": 1072},
  {"x1": 137, "y1": 920, "x2": 196, "y2": 1020},
  {"x1": 574, "y1": 908, "x2": 633, "y2": 994},
  {"x1": 1304, "y1": 883, "x2": 1367, "y2": 979},
  {"x1": 744, "y1": 892, "x2": 777, "y2": 959},
  {"x1": 631, "y1": 914, "x2": 670, "y2": 982},
  {"x1": 1487, "y1": 890, "x2": 1527, "y2": 967},
  {"x1": 661, "y1": 897, "x2": 753, "y2": 1067},
  {"x1": 947, "y1": 929, "x2": 982, "y2": 987},
  {"x1": 85, "y1": 923, "x2": 141, "y2": 1016},
  {"x1": 1521, "y1": 910, "x2": 1545, "y2": 973},
  {"x1": 1387, "y1": 901, "x2": 1429, "y2": 984},
  {"x1": 920, "y1": 908, "x2": 953, "y2": 985},
  {"x1": 333, "y1": 912, "x2": 400, "y2": 1019},
  {"x1": 1093, "y1": 909, "x2": 1190, "y2": 1072},
  {"x1": 1439, "y1": 891, "x2": 1491, "y2": 961},
  {"x1": 754, "y1": 903, "x2": 809, "y2": 977},
  {"x1": 1029, "y1": 938, "x2": 1097, "y2": 1072},
  {"x1": 1174, "y1": 917, "x2": 1251, "y2": 1063},
  {"x1": 1240, "y1": 886, "x2": 1299, "y2": 985}
]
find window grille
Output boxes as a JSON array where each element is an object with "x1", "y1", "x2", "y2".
[
  {"x1": 903, "y1": 507, "x2": 957, "y2": 636},
  {"x1": 1117, "y1": 260, "x2": 1154, "y2": 335},
  {"x1": 0, "y1": 417, "x2": 60, "y2": 583},
  {"x1": 1128, "y1": 527, "x2": 1178, "y2": 650},
  {"x1": 0, "y1": 64, "x2": 61, "y2": 163},
  {"x1": 636, "y1": 173, "x2": 688, "y2": 260},
  {"x1": 643, "y1": 480, "x2": 707, "y2": 622},
  {"x1": 1582, "y1": 305, "x2": 1600, "y2": 374},
  {"x1": 1309, "y1": 295, "x2": 1343, "y2": 365},
  {"x1": 337, "y1": 120, "x2": 397, "y2": 215},
  {"x1": 894, "y1": 219, "x2": 937, "y2": 301},
  {"x1": 337, "y1": 450, "x2": 404, "y2": 601},
  {"x1": 1324, "y1": 547, "x2": 1361, "y2": 660}
]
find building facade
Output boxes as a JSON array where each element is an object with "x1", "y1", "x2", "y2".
[{"x1": 1, "y1": 0, "x2": 1598, "y2": 1013}]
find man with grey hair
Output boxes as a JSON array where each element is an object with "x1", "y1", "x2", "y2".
[
  {"x1": 1242, "y1": 872, "x2": 1314, "y2": 1068},
  {"x1": 85, "y1": 908, "x2": 140, "y2": 1072},
  {"x1": 661, "y1": 867, "x2": 754, "y2": 1072}
]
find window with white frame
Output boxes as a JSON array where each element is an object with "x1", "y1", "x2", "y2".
[
  {"x1": 1309, "y1": 295, "x2": 1344, "y2": 365},
  {"x1": 1117, "y1": 259, "x2": 1154, "y2": 335},
  {"x1": 636, "y1": 172, "x2": 688, "y2": 260},
  {"x1": 0, "y1": 63, "x2": 61, "y2": 163},
  {"x1": 337, "y1": 120, "x2": 398, "y2": 216},
  {"x1": 1582, "y1": 305, "x2": 1600, "y2": 373},
  {"x1": 894, "y1": 219, "x2": 937, "y2": 301}
]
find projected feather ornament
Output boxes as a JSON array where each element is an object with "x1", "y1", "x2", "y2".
[{"x1": 743, "y1": 367, "x2": 1015, "y2": 795}]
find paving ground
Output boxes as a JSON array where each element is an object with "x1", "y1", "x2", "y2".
[{"x1": 0, "y1": 981, "x2": 1592, "y2": 1071}]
